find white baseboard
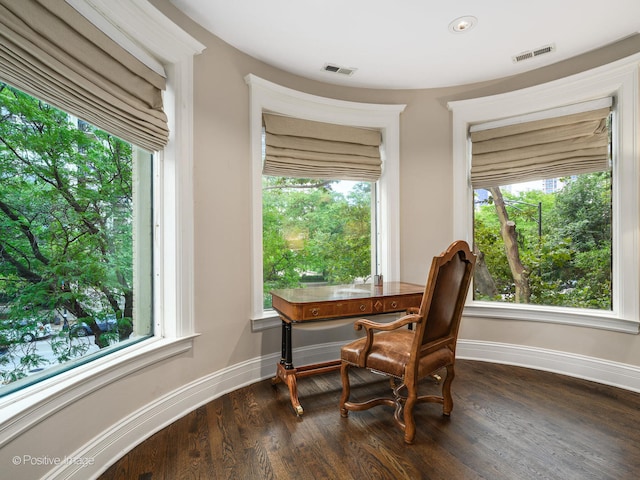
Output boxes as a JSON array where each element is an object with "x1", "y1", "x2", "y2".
[
  {"x1": 457, "y1": 339, "x2": 640, "y2": 393},
  {"x1": 47, "y1": 340, "x2": 640, "y2": 479}
]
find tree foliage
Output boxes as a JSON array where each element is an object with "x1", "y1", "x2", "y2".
[
  {"x1": 262, "y1": 177, "x2": 371, "y2": 308},
  {"x1": 0, "y1": 82, "x2": 134, "y2": 364},
  {"x1": 474, "y1": 172, "x2": 612, "y2": 310}
]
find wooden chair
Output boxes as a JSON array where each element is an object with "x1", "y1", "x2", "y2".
[{"x1": 339, "y1": 240, "x2": 476, "y2": 444}]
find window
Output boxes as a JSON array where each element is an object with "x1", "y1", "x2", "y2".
[
  {"x1": 246, "y1": 75, "x2": 405, "y2": 330},
  {"x1": 470, "y1": 99, "x2": 612, "y2": 310},
  {"x1": 260, "y1": 111, "x2": 383, "y2": 309},
  {"x1": 0, "y1": 85, "x2": 153, "y2": 394},
  {"x1": 449, "y1": 55, "x2": 640, "y2": 333},
  {"x1": 0, "y1": 1, "x2": 203, "y2": 440}
]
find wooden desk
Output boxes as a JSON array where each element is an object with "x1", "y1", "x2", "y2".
[{"x1": 270, "y1": 281, "x2": 424, "y2": 415}]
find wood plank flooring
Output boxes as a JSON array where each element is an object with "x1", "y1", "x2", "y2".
[{"x1": 99, "y1": 360, "x2": 640, "y2": 479}]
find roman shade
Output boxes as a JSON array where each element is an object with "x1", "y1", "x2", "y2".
[
  {"x1": 263, "y1": 113, "x2": 383, "y2": 181},
  {"x1": 0, "y1": 0, "x2": 168, "y2": 152},
  {"x1": 470, "y1": 98, "x2": 612, "y2": 189}
]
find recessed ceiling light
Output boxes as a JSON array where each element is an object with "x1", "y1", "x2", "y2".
[{"x1": 448, "y1": 16, "x2": 478, "y2": 34}]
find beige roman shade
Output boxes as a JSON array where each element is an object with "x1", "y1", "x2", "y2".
[
  {"x1": 470, "y1": 99, "x2": 612, "y2": 189},
  {"x1": 263, "y1": 113, "x2": 383, "y2": 181},
  {"x1": 0, "y1": 0, "x2": 168, "y2": 152}
]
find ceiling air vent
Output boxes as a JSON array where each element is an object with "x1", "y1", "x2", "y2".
[
  {"x1": 512, "y1": 43, "x2": 556, "y2": 63},
  {"x1": 322, "y1": 63, "x2": 357, "y2": 76}
]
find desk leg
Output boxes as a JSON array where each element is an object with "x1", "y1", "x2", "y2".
[
  {"x1": 284, "y1": 321, "x2": 293, "y2": 369},
  {"x1": 273, "y1": 363, "x2": 303, "y2": 416},
  {"x1": 272, "y1": 319, "x2": 304, "y2": 415},
  {"x1": 279, "y1": 318, "x2": 287, "y2": 365}
]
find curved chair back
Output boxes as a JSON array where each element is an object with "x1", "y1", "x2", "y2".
[{"x1": 412, "y1": 240, "x2": 476, "y2": 358}]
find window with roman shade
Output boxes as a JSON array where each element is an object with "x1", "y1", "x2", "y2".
[
  {"x1": 262, "y1": 113, "x2": 383, "y2": 182},
  {"x1": 469, "y1": 98, "x2": 612, "y2": 189},
  {"x1": 0, "y1": 0, "x2": 168, "y2": 152}
]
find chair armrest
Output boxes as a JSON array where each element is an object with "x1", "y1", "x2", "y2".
[
  {"x1": 353, "y1": 313, "x2": 422, "y2": 366},
  {"x1": 353, "y1": 313, "x2": 420, "y2": 333}
]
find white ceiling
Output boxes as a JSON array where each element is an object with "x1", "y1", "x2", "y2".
[{"x1": 169, "y1": 0, "x2": 640, "y2": 90}]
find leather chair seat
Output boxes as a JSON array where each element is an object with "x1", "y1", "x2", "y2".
[{"x1": 342, "y1": 330, "x2": 454, "y2": 379}]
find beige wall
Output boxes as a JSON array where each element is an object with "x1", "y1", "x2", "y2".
[{"x1": 2, "y1": 2, "x2": 640, "y2": 478}]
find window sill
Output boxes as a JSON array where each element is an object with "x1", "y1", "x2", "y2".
[
  {"x1": 251, "y1": 310, "x2": 282, "y2": 331},
  {"x1": 466, "y1": 302, "x2": 640, "y2": 334},
  {"x1": 0, "y1": 334, "x2": 198, "y2": 448}
]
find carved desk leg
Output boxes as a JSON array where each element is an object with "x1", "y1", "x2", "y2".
[
  {"x1": 272, "y1": 318, "x2": 304, "y2": 415},
  {"x1": 273, "y1": 363, "x2": 303, "y2": 415}
]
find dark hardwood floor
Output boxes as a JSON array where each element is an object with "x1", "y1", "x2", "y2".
[{"x1": 99, "y1": 360, "x2": 640, "y2": 480}]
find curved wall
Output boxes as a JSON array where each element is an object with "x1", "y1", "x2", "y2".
[{"x1": 1, "y1": 1, "x2": 639, "y2": 478}]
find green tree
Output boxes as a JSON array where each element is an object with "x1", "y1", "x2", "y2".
[
  {"x1": 262, "y1": 177, "x2": 371, "y2": 308},
  {"x1": 0, "y1": 83, "x2": 133, "y2": 354},
  {"x1": 318, "y1": 182, "x2": 371, "y2": 283},
  {"x1": 545, "y1": 172, "x2": 612, "y2": 309},
  {"x1": 473, "y1": 172, "x2": 611, "y2": 310}
]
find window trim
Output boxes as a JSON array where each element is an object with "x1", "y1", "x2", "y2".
[
  {"x1": 245, "y1": 75, "x2": 406, "y2": 330},
  {"x1": 0, "y1": 1, "x2": 204, "y2": 447},
  {"x1": 448, "y1": 53, "x2": 640, "y2": 334}
]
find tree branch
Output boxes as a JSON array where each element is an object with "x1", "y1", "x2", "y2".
[
  {"x1": 0, "y1": 241, "x2": 43, "y2": 283},
  {"x1": 490, "y1": 187, "x2": 531, "y2": 303},
  {"x1": 0, "y1": 198, "x2": 50, "y2": 266}
]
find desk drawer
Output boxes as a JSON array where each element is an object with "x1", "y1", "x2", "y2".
[
  {"x1": 383, "y1": 294, "x2": 422, "y2": 312},
  {"x1": 302, "y1": 300, "x2": 372, "y2": 320}
]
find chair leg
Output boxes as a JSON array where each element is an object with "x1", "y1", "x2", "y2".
[
  {"x1": 339, "y1": 362, "x2": 351, "y2": 417},
  {"x1": 442, "y1": 364, "x2": 455, "y2": 416},
  {"x1": 403, "y1": 382, "x2": 417, "y2": 444}
]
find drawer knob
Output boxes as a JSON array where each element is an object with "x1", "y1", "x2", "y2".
[
  {"x1": 359, "y1": 304, "x2": 366, "y2": 311},
  {"x1": 311, "y1": 308, "x2": 319, "y2": 316},
  {"x1": 391, "y1": 301, "x2": 398, "y2": 308}
]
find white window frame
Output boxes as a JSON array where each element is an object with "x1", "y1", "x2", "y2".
[
  {"x1": 0, "y1": 0, "x2": 204, "y2": 448},
  {"x1": 448, "y1": 54, "x2": 640, "y2": 334},
  {"x1": 246, "y1": 75, "x2": 406, "y2": 330}
]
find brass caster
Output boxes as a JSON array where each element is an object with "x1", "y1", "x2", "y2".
[{"x1": 295, "y1": 405, "x2": 304, "y2": 416}]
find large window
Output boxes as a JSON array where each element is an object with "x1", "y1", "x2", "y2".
[
  {"x1": 0, "y1": 84, "x2": 153, "y2": 394},
  {"x1": 260, "y1": 109, "x2": 382, "y2": 309},
  {"x1": 449, "y1": 55, "x2": 640, "y2": 333},
  {"x1": 246, "y1": 75, "x2": 405, "y2": 329},
  {"x1": 470, "y1": 100, "x2": 613, "y2": 310},
  {"x1": 0, "y1": 1, "x2": 203, "y2": 441}
]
